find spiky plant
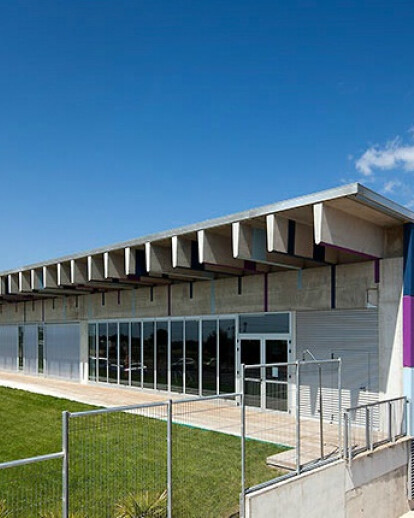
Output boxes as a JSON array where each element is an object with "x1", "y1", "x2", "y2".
[
  {"x1": 0, "y1": 500, "x2": 10, "y2": 518},
  {"x1": 114, "y1": 490, "x2": 168, "y2": 518}
]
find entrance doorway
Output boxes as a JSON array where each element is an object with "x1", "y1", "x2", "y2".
[{"x1": 240, "y1": 336, "x2": 289, "y2": 411}]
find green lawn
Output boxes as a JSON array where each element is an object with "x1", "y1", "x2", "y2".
[{"x1": 0, "y1": 387, "x2": 285, "y2": 518}]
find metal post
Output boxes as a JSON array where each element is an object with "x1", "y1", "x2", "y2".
[
  {"x1": 62, "y1": 411, "x2": 69, "y2": 518},
  {"x1": 338, "y1": 359, "x2": 342, "y2": 458},
  {"x1": 365, "y1": 407, "x2": 371, "y2": 451},
  {"x1": 318, "y1": 363, "x2": 324, "y2": 460},
  {"x1": 240, "y1": 364, "x2": 246, "y2": 518},
  {"x1": 403, "y1": 398, "x2": 408, "y2": 437},
  {"x1": 167, "y1": 400, "x2": 172, "y2": 518},
  {"x1": 348, "y1": 412, "x2": 353, "y2": 463},
  {"x1": 344, "y1": 412, "x2": 349, "y2": 461},
  {"x1": 391, "y1": 401, "x2": 396, "y2": 442},
  {"x1": 296, "y1": 361, "x2": 301, "y2": 474},
  {"x1": 387, "y1": 401, "x2": 392, "y2": 442}
]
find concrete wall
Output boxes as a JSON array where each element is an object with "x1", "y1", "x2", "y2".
[
  {"x1": 0, "y1": 259, "x2": 396, "y2": 324},
  {"x1": 245, "y1": 439, "x2": 410, "y2": 518}
]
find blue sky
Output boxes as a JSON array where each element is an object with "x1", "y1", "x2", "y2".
[{"x1": 1, "y1": 1, "x2": 414, "y2": 270}]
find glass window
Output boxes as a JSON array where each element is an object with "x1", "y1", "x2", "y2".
[
  {"x1": 185, "y1": 320, "x2": 199, "y2": 395},
  {"x1": 156, "y1": 321, "x2": 168, "y2": 391},
  {"x1": 219, "y1": 319, "x2": 235, "y2": 393},
  {"x1": 239, "y1": 313, "x2": 290, "y2": 334},
  {"x1": 119, "y1": 323, "x2": 130, "y2": 385},
  {"x1": 38, "y1": 325, "x2": 44, "y2": 374},
  {"x1": 88, "y1": 324, "x2": 97, "y2": 381},
  {"x1": 98, "y1": 323, "x2": 108, "y2": 383},
  {"x1": 108, "y1": 323, "x2": 118, "y2": 384},
  {"x1": 202, "y1": 320, "x2": 217, "y2": 395},
  {"x1": 131, "y1": 322, "x2": 142, "y2": 387},
  {"x1": 143, "y1": 322, "x2": 155, "y2": 389},
  {"x1": 171, "y1": 321, "x2": 184, "y2": 393},
  {"x1": 18, "y1": 326, "x2": 24, "y2": 371}
]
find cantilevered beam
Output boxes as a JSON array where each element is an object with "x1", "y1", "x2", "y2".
[
  {"x1": 198, "y1": 230, "x2": 241, "y2": 269},
  {"x1": 43, "y1": 265, "x2": 58, "y2": 289},
  {"x1": 172, "y1": 236, "x2": 192, "y2": 269},
  {"x1": 314, "y1": 202, "x2": 385, "y2": 258},
  {"x1": 19, "y1": 271, "x2": 31, "y2": 292},
  {"x1": 104, "y1": 251, "x2": 125, "y2": 279},
  {"x1": 57, "y1": 262, "x2": 71, "y2": 286},
  {"x1": 7, "y1": 274, "x2": 19, "y2": 294}
]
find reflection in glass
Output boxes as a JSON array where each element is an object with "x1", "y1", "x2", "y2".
[
  {"x1": 131, "y1": 322, "x2": 142, "y2": 387},
  {"x1": 265, "y1": 339, "x2": 288, "y2": 411},
  {"x1": 219, "y1": 320, "x2": 235, "y2": 394},
  {"x1": 18, "y1": 326, "x2": 24, "y2": 371},
  {"x1": 119, "y1": 323, "x2": 130, "y2": 385},
  {"x1": 185, "y1": 320, "x2": 199, "y2": 394},
  {"x1": 38, "y1": 325, "x2": 44, "y2": 374},
  {"x1": 98, "y1": 323, "x2": 108, "y2": 382},
  {"x1": 88, "y1": 324, "x2": 96, "y2": 381},
  {"x1": 170, "y1": 321, "x2": 184, "y2": 393},
  {"x1": 156, "y1": 322, "x2": 168, "y2": 390},
  {"x1": 143, "y1": 322, "x2": 155, "y2": 389},
  {"x1": 202, "y1": 320, "x2": 217, "y2": 395},
  {"x1": 108, "y1": 323, "x2": 118, "y2": 383},
  {"x1": 240, "y1": 339, "x2": 261, "y2": 407}
]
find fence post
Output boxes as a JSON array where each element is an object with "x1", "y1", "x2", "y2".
[
  {"x1": 167, "y1": 400, "x2": 172, "y2": 518},
  {"x1": 338, "y1": 359, "x2": 342, "y2": 458},
  {"x1": 348, "y1": 412, "x2": 353, "y2": 464},
  {"x1": 240, "y1": 364, "x2": 246, "y2": 518},
  {"x1": 62, "y1": 411, "x2": 69, "y2": 518},
  {"x1": 318, "y1": 363, "x2": 324, "y2": 460},
  {"x1": 343, "y1": 412, "x2": 349, "y2": 461},
  {"x1": 388, "y1": 400, "x2": 393, "y2": 443},
  {"x1": 365, "y1": 407, "x2": 371, "y2": 451},
  {"x1": 403, "y1": 398, "x2": 409, "y2": 437},
  {"x1": 296, "y1": 361, "x2": 301, "y2": 475}
]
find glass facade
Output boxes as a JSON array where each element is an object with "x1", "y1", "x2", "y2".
[
  {"x1": 88, "y1": 316, "x2": 237, "y2": 396},
  {"x1": 87, "y1": 313, "x2": 289, "y2": 398}
]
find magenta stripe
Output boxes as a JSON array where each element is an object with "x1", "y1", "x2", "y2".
[
  {"x1": 319, "y1": 241, "x2": 379, "y2": 260},
  {"x1": 404, "y1": 296, "x2": 414, "y2": 367},
  {"x1": 264, "y1": 273, "x2": 268, "y2": 312}
]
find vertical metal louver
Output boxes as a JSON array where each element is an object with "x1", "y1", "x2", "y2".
[
  {"x1": 45, "y1": 323, "x2": 80, "y2": 380},
  {"x1": 23, "y1": 325, "x2": 38, "y2": 375},
  {"x1": 0, "y1": 325, "x2": 18, "y2": 370},
  {"x1": 408, "y1": 439, "x2": 414, "y2": 500}
]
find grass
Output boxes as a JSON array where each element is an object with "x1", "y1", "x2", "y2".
[{"x1": 0, "y1": 387, "x2": 285, "y2": 517}]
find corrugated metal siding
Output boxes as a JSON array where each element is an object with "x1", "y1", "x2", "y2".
[
  {"x1": 45, "y1": 324, "x2": 80, "y2": 380},
  {"x1": 0, "y1": 325, "x2": 18, "y2": 370},
  {"x1": 296, "y1": 309, "x2": 379, "y2": 422},
  {"x1": 23, "y1": 325, "x2": 38, "y2": 375}
]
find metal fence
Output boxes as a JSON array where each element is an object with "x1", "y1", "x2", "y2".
[
  {"x1": 240, "y1": 358, "x2": 342, "y2": 508},
  {"x1": 344, "y1": 396, "x2": 408, "y2": 462},
  {"x1": 0, "y1": 452, "x2": 63, "y2": 518},
  {"x1": 2, "y1": 360, "x2": 410, "y2": 517}
]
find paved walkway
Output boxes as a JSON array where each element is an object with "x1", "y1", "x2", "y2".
[{"x1": 0, "y1": 370, "x2": 344, "y2": 470}]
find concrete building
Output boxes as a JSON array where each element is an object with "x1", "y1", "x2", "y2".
[{"x1": 0, "y1": 183, "x2": 413, "y2": 428}]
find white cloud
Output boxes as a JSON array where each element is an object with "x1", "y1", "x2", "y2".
[
  {"x1": 382, "y1": 179, "x2": 402, "y2": 193},
  {"x1": 355, "y1": 137, "x2": 414, "y2": 176}
]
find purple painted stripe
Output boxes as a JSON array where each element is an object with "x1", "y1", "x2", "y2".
[
  {"x1": 264, "y1": 273, "x2": 268, "y2": 312},
  {"x1": 403, "y1": 295, "x2": 414, "y2": 367},
  {"x1": 319, "y1": 241, "x2": 379, "y2": 260},
  {"x1": 374, "y1": 259, "x2": 380, "y2": 283}
]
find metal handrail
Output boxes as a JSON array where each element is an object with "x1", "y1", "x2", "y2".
[{"x1": 346, "y1": 396, "x2": 407, "y2": 413}]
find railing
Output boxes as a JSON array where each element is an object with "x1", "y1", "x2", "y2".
[{"x1": 344, "y1": 396, "x2": 408, "y2": 462}]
